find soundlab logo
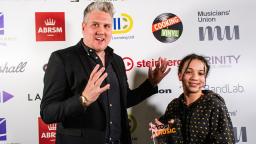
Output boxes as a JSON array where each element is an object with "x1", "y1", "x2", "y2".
[
  {"x1": 0, "y1": 12, "x2": 4, "y2": 35},
  {"x1": 0, "y1": 91, "x2": 14, "y2": 104},
  {"x1": 0, "y1": 118, "x2": 7, "y2": 141},
  {"x1": 204, "y1": 83, "x2": 245, "y2": 94},
  {"x1": 35, "y1": 12, "x2": 65, "y2": 41},
  {"x1": 152, "y1": 13, "x2": 183, "y2": 43}
]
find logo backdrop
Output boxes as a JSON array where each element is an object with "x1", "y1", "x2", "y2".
[{"x1": 0, "y1": 0, "x2": 255, "y2": 144}]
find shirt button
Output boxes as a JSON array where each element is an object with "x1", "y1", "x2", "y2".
[
  {"x1": 95, "y1": 56, "x2": 98, "y2": 59},
  {"x1": 110, "y1": 121, "x2": 112, "y2": 125},
  {"x1": 110, "y1": 104, "x2": 112, "y2": 107},
  {"x1": 89, "y1": 49, "x2": 93, "y2": 52}
]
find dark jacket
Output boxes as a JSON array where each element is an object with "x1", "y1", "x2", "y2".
[
  {"x1": 40, "y1": 39, "x2": 158, "y2": 144},
  {"x1": 160, "y1": 90, "x2": 235, "y2": 144}
]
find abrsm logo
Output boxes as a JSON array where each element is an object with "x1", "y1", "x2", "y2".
[
  {"x1": 38, "y1": 117, "x2": 56, "y2": 144},
  {"x1": 35, "y1": 12, "x2": 65, "y2": 41}
]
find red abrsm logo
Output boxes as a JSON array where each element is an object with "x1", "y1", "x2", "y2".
[
  {"x1": 38, "y1": 117, "x2": 56, "y2": 144},
  {"x1": 35, "y1": 12, "x2": 65, "y2": 41}
]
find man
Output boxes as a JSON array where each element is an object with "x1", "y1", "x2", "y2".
[{"x1": 40, "y1": 2, "x2": 170, "y2": 144}]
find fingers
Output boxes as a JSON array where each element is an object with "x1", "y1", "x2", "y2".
[
  {"x1": 168, "y1": 119, "x2": 175, "y2": 124},
  {"x1": 90, "y1": 66, "x2": 106, "y2": 83},
  {"x1": 94, "y1": 71, "x2": 107, "y2": 86},
  {"x1": 160, "y1": 58, "x2": 168, "y2": 72},
  {"x1": 155, "y1": 57, "x2": 161, "y2": 71},
  {"x1": 99, "y1": 84, "x2": 110, "y2": 93},
  {"x1": 154, "y1": 118, "x2": 163, "y2": 125},
  {"x1": 83, "y1": 65, "x2": 110, "y2": 105},
  {"x1": 89, "y1": 64, "x2": 100, "y2": 80},
  {"x1": 163, "y1": 67, "x2": 171, "y2": 76}
]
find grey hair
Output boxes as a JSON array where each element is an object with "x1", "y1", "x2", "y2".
[{"x1": 83, "y1": 1, "x2": 114, "y2": 22}]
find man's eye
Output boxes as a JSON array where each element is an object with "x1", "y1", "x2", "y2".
[
  {"x1": 92, "y1": 23, "x2": 98, "y2": 27},
  {"x1": 105, "y1": 25, "x2": 111, "y2": 29}
]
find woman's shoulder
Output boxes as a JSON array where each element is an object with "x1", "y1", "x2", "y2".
[{"x1": 203, "y1": 90, "x2": 226, "y2": 108}]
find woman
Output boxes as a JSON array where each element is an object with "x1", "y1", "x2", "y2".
[{"x1": 150, "y1": 54, "x2": 235, "y2": 144}]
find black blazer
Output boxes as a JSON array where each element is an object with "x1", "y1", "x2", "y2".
[{"x1": 40, "y1": 39, "x2": 158, "y2": 144}]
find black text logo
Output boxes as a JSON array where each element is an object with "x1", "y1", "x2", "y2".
[
  {"x1": 233, "y1": 127, "x2": 247, "y2": 143},
  {"x1": 199, "y1": 25, "x2": 239, "y2": 41}
]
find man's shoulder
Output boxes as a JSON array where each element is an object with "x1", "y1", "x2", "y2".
[
  {"x1": 50, "y1": 43, "x2": 82, "y2": 61},
  {"x1": 54, "y1": 45, "x2": 77, "y2": 55}
]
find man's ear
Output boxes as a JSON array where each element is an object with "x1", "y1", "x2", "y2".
[
  {"x1": 82, "y1": 23, "x2": 84, "y2": 30},
  {"x1": 178, "y1": 73, "x2": 182, "y2": 81}
]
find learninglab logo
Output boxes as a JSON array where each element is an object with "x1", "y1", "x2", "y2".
[
  {"x1": 152, "y1": 13, "x2": 183, "y2": 43},
  {"x1": 35, "y1": 12, "x2": 65, "y2": 41},
  {"x1": 113, "y1": 13, "x2": 133, "y2": 34},
  {"x1": 0, "y1": 118, "x2": 7, "y2": 141},
  {"x1": 0, "y1": 12, "x2": 4, "y2": 35}
]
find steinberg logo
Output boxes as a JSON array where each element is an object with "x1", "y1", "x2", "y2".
[
  {"x1": 123, "y1": 57, "x2": 180, "y2": 72},
  {"x1": 199, "y1": 25, "x2": 240, "y2": 41},
  {"x1": 0, "y1": 62, "x2": 27, "y2": 73},
  {"x1": 0, "y1": 91, "x2": 14, "y2": 103},
  {"x1": 0, "y1": 118, "x2": 7, "y2": 141},
  {"x1": 0, "y1": 12, "x2": 4, "y2": 35}
]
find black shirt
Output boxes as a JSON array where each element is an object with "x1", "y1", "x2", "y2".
[{"x1": 81, "y1": 41, "x2": 122, "y2": 141}]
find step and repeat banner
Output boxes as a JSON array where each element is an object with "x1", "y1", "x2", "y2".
[{"x1": 0, "y1": 0, "x2": 255, "y2": 144}]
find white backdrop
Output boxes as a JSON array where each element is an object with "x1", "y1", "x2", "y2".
[{"x1": 0, "y1": 0, "x2": 255, "y2": 144}]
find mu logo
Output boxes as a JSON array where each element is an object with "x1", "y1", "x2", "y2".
[{"x1": 199, "y1": 25, "x2": 240, "y2": 41}]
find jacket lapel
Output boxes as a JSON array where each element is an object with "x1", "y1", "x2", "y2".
[{"x1": 111, "y1": 56, "x2": 127, "y2": 106}]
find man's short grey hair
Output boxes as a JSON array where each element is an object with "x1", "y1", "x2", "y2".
[{"x1": 83, "y1": 1, "x2": 114, "y2": 22}]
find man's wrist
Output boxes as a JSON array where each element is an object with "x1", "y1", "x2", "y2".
[{"x1": 80, "y1": 95, "x2": 89, "y2": 107}]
